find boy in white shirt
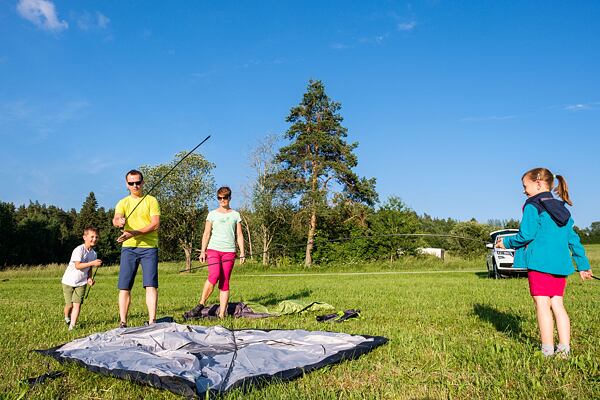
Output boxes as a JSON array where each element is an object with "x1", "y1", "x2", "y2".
[{"x1": 62, "y1": 227, "x2": 102, "y2": 330}]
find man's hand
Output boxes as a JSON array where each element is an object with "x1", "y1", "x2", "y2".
[
  {"x1": 117, "y1": 231, "x2": 134, "y2": 243},
  {"x1": 87, "y1": 278, "x2": 95, "y2": 286},
  {"x1": 91, "y1": 259, "x2": 102, "y2": 267},
  {"x1": 580, "y1": 269, "x2": 593, "y2": 281},
  {"x1": 114, "y1": 217, "x2": 126, "y2": 228},
  {"x1": 495, "y1": 238, "x2": 505, "y2": 249}
]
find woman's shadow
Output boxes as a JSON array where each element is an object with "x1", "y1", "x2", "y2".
[
  {"x1": 473, "y1": 303, "x2": 535, "y2": 343},
  {"x1": 248, "y1": 289, "x2": 313, "y2": 307}
]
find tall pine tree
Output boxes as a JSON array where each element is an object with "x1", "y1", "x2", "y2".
[
  {"x1": 75, "y1": 192, "x2": 101, "y2": 235},
  {"x1": 273, "y1": 80, "x2": 377, "y2": 266}
]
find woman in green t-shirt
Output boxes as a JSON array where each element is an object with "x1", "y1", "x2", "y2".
[{"x1": 184, "y1": 186, "x2": 245, "y2": 319}]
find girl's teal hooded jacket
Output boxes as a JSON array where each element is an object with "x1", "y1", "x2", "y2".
[{"x1": 503, "y1": 191, "x2": 590, "y2": 276}]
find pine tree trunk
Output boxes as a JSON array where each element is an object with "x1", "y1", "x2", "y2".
[{"x1": 305, "y1": 210, "x2": 317, "y2": 266}]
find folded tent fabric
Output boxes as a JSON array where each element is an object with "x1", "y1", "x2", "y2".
[{"x1": 186, "y1": 300, "x2": 335, "y2": 319}]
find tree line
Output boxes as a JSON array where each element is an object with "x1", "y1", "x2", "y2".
[{"x1": 1, "y1": 80, "x2": 598, "y2": 268}]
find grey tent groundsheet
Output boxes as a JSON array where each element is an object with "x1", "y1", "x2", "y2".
[{"x1": 38, "y1": 322, "x2": 387, "y2": 398}]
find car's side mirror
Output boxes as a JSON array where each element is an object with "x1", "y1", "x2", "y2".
[{"x1": 485, "y1": 243, "x2": 493, "y2": 249}]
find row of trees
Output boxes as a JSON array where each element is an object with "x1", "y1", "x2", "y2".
[{"x1": 1, "y1": 80, "x2": 598, "y2": 268}]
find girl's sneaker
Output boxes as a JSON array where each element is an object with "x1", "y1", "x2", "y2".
[{"x1": 555, "y1": 344, "x2": 570, "y2": 359}]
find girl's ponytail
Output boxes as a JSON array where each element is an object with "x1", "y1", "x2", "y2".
[{"x1": 554, "y1": 175, "x2": 573, "y2": 206}]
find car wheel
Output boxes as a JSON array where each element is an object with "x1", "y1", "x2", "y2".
[
  {"x1": 487, "y1": 260, "x2": 493, "y2": 278},
  {"x1": 492, "y1": 261, "x2": 501, "y2": 279}
]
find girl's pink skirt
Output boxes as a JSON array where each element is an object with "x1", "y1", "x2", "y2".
[{"x1": 528, "y1": 270, "x2": 566, "y2": 297}]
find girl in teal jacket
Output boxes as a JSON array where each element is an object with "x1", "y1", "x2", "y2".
[{"x1": 497, "y1": 167, "x2": 593, "y2": 358}]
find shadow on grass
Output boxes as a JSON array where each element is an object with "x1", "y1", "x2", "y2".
[
  {"x1": 248, "y1": 289, "x2": 313, "y2": 306},
  {"x1": 473, "y1": 303, "x2": 535, "y2": 343},
  {"x1": 475, "y1": 271, "x2": 528, "y2": 279},
  {"x1": 475, "y1": 272, "x2": 489, "y2": 279}
]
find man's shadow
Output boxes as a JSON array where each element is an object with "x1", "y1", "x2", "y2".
[{"x1": 473, "y1": 303, "x2": 535, "y2": 343}]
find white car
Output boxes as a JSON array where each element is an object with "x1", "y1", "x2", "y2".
[{"x1": 486, "y1": 229, "x2": 527, "y2": 279}]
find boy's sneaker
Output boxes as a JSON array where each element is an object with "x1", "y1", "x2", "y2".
[
  {"x1": 64, "y1": 317, "x2": 71, "y2": 326},
  {"x1": 119, "y1": 321, "x2": 127, "y2": 329},
  {"x1": 183, "y1": 304, "x2": 204, "y2": 320},
  {"x1": 68, "y1": 324, "x2": 75, "y2": 331},
  {"x1": 143, "y1": 320, "x2": 156, "y2": 326}
]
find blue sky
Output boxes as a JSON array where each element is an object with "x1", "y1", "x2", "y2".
[{"x1": 1, "y1": 1, "x2": 599, "y2": 227}]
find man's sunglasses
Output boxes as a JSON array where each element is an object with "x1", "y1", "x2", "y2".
[
  {"x1": 217, "y1": 196, "x2": 230, "y2": 200},
  {"x1": 127, "y1": 181, "x2": 143, "y2": 186}
]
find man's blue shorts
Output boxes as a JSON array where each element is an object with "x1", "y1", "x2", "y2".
[{"x1": 118, "y1": 247, "x2": 159, "y2": 290}]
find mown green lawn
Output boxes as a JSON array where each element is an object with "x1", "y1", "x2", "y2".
[{"x1": 1, "y1": 245, "x2": 599, "y2": 399}]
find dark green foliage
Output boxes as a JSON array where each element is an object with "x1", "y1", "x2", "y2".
[
  {"x1": 0, "y1": 202, "x2": 17, "y2": 266},
  {"x1": 576, "y1": 221, "x2": 600, "y2": 244},
  {"x1": 11, "y1": 202, "x2": 79, "y2": 266},
  {"x1": 366, "y1": 196, "x2": 421, "y2": 260},
  {"x1": 448, "y1": 220, "x2": 492, "y2": 258},
  {"x1": 419, "y1": 214, "x2": 457, "y2": 248}
]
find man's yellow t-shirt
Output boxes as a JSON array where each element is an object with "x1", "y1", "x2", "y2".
[{"x1": 115, "y1": 195, "x2": 160, "y2": 248}]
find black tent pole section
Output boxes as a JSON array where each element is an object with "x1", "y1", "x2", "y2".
[
  {"x1": 85, "y1": 135, "x2": 212, "y2": 300},
  {"x1": 122, "y1": 135, "x2": 212, "y2": 224}
]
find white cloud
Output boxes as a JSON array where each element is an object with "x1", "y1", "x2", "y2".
[
  {"x1": 76, "y1": 11, "x2": 110, "y2": 31},
  {"x1": 0, "y1": 100, "x2": 32, "y2": 124},
  {"x1": 563, "y1": 102, "x2": 600, "y2": 111},
  {"x1": 359, "y1": 33, "x2": 390, "y2": 45},
  {"x1": 398, "y1": 21, "x2": 417, "y2": 31},
  {"x1": 330, "y1": 42, "x2": 351, "y2": 50},
  {"x1": 16, "y1": 0, "x2": 68, "y2": 32},
  {"x1": 97, "y1": 13, "x2": 110, "y2": 29},
  {"x1": 460, "y1": 115, "x2": 516, "y2": 122},
  {"x1": 0, "y1": 99, "x2": 89, "y2": 141}
]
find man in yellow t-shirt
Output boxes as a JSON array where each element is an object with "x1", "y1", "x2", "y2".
[{"x1": 112, "y1": 169, "x2": 161, "y2": 328}]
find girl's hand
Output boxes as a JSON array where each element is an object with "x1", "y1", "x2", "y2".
[
  {"x1": 199, "y1": 251, "x2": 206, "y2": 263},
  {"x1": 239, "y1": 255, "x2": 245, "y2": 265},
  {"x1": 495, "y1": 238, "x2": 505, "y2": 249},
  {"x1": 579, "y1": 269, "x2": 593, "y2": 281}
]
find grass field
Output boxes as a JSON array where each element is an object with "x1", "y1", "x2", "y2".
[{"x1": 1, "y1": 245, "x2": 599, "y2": 399}]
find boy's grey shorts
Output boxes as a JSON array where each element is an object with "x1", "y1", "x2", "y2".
[{"x1": 118, "y1": 247, "x2": 159, "y2": 290}]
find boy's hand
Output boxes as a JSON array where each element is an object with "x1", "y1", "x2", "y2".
[
  {"x1": 87, "y1": 278, "x2": 95, "y2": 286},
  {"x1": 579, "y1": 269, "x2": 593, "y2": 281},
  {"x1": 92, "y1": 259, "x2": 102, "y2": 267},
  {"x1": 495, "y1": 238, "x2": 505, "y2": 249}
]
